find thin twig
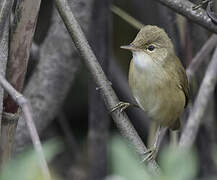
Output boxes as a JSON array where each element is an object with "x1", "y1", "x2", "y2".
[
  {"x1": 110, "y1": 5, "x2": 144, "y2": 30},
  {"x1": 153, "y1": 0, "x2": 217, "y2": 34},
  {"x1": 55, "y1": 0, "x2": 160, "y2": 175},
  {"x1": 0, "y1": 74, "x2": 51, "y2": 180},
  {"x1": 186, "y1": 34, "x2": 217, "y2": 81},
  {"x1": 179, "y1": 46, "x2": 217, "y2": 149}
]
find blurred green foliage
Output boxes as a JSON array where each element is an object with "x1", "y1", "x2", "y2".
[
  {"x1": 0, "y1": 140, "x2": 60, "y2": 180},
  {"x1": 108, "y1": 135, "x2": 198, "y2": 180}
]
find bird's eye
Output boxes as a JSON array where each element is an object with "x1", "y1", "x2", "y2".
[{"x1": 147, "y1": 45, "x2": 155, "y2": 51}]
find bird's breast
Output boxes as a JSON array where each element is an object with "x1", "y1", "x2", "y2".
[{"x1": 128, "y1": 58, "x2": 185, "y2": 127}]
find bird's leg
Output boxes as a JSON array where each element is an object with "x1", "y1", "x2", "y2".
[
  {"x1": 143, "y1": 126, "x2": 167, "y2": 162},
  {"x1": 110, "y1": 101, "x2": 140, "y2": 113},
  {"x1": 170, "y1": 130, "x2": 178, "y2": 147}
]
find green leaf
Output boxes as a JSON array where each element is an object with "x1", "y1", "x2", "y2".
[
  {"x1": 159, "y1": 146, "x2": 198, "y2": 180},
  {"x1": 108, "y1": 135, "x2": 152, "y2": 180},
  {"x1": 0, "y1": 139, "x2": 61, "y2": 180}
]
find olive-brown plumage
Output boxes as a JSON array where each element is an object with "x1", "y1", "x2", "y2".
[{"x1": 121, "y1": 25, "x2": 189, "y2": 160}]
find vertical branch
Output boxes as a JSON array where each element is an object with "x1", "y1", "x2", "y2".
[
  {"x1": 0, "y1": 0, "x2": 14, "y2": 41},
  {"x1": 55, "y1": 0, "x2": 161, "y2": 174},
  {"x1": 5, "y1": 0, "x2": 42, "y2": 113},
  {"x1": 0, "y1": 0, "x2": 13, "y2": 166},
  {"x1": 88, "y1": 0, "x2": 110, "y2": 179},
  {"x1": 0, "y1": 0, "x2": 13, "y2": 134},
  {"x1": 0, "y1": 112, "x2": 19, "y2": 166}
]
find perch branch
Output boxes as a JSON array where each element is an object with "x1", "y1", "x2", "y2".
[
  {"x1": 179, "y1": 47, "x2": 217, "y2": 148},
  {"x1": 55, "y1": 0, "x2": 160, "y2": 174},
  {"x1": 0, "y1": 75, "x2": 51, "y2": 180},
  {"x1": 153, "y1": 0, "x2": 217, "y2": 34}
]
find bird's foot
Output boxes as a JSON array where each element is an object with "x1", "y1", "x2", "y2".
[
  {"x1": 110, "y1": 102, "x2": 131, "y2": 113},
  {"x1": 142, "y1": 147, "x2": 158, "y2": 162}
]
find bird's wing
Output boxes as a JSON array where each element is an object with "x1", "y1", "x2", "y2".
[{"x1": 165, "y1": 53, "x2": 190, "y2": 108}]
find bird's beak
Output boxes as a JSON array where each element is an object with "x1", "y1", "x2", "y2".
[{"x1": 120, "y1": 44, "x2": 138, "y2": 51}]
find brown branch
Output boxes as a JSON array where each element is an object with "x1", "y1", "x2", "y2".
[
  {"x1": 179, "y1": 46, "x2": 217, "y2": 149},
  {"x1": 0, "y1": 74, "x2": 51, "y2": 180},
  {"x1": 54, "y1": 0, "x2": 160, "y2": 175},
  {"x1": 0, "y1": 112, "x2": 19, "y2": 167},
  {"x1": 153, "y1": 0, "x2": 217, "y2": 34},
  {"x1": 187, "y1": 34, "x2": 217, "y2": 81},
  {"x1": 5, "y1": 0, "x2": 42, "y2": 113}
]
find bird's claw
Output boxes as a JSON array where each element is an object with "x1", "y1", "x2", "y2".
[
  {"x1": 110, "y1": 102, "x2": 131, "y2": 113},
  {"x1": 142, "y1": 147, "x2": 157, "y2": 162}
]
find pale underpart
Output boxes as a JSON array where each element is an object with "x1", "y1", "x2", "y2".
[{"x1": 129, "y1": 51, "x2": 185, "y2": 127}]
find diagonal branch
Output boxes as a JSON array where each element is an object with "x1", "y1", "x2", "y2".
[
  {"x1": 179, "y1": 46, "x2": 217, "y2": 149},
  {"x1": 0, "y1": 74, "x2": 51, "y2": 180},
  {"x1": 153, "y1": 0, "x2": 217, "y2": 34},
  {"x1": 54, "y1": 0, "x2": 160, "y2": 175}
]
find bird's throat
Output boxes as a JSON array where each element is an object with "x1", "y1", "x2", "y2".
[{"x1": 132, "y1": 51, "x2": 157, "y2": 71}]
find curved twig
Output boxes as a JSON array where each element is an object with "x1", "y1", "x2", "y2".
[
  {"x1": 0, "y1": 74, "x2": 51, "y2": 180},
  {"x1": 154, "y1": 0, "x2": 217, "y2": 34}
]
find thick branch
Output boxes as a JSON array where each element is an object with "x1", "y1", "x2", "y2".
[
  {"x1": 55, "y1": 0, "x2": 160, "y2": 174},
  {"x1": 0, "y1": 74, "x2": 51, "y2": 180},
  {"x1": 154, "y1": 0, "x2": 217, "y2": 34},
  {"x1": 0, "y1": 0, "x2": 12, "y2": 164},
  {"x1": 179, "y1": 47, "x2": 217, "y2": 148},
  {"x1": 5, "y1": 0, "x2": 42, "y2": 113},
  {"x1": 0, "y1": 0, "x2": 12, "y2": 132},
  {"x1": 0, "y1": 0, "x2": 13, "y2": 41}
]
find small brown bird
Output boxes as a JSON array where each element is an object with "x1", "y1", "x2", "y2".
[{"x1": 112, "y1": 25, "x2": 189, "y2": 161}]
